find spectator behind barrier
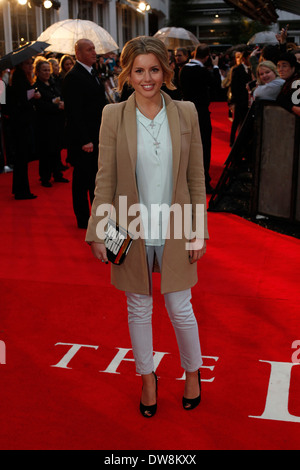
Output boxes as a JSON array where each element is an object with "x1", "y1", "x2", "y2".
[
  {"x1": 292, "y1": 49, "x2": 300, "y2": 65},
  {"x1": 276, "y1": 53, "x2": 300, "y2": 117},
  {"x1": 253, "y1": 61, "x2": 285, "y2": 101},
  {"x1": 249, "y1": 27, "x2": 289, "y2": 77}
]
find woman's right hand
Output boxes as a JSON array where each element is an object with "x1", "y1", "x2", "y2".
[{"x1": 91, "y1": 242, "x2": 109, "y2": 264}]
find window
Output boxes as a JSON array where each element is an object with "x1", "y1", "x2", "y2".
[
  {"x1": 122, "y1": 7, "x2": 132, "y2": 44},
  {"x1": 10, "y1": 2, "x2": 37, "y2": 49},
  {"x1": 68, "y1": 0, "x2": 74, "y2": 19},
  {"x1": 42, "y1": 5, "x2": 52, "y2": 30},
  {"x1": 78, "y1": 0, "x2": 93, "y2": 21},
  {"x1": 97, "y1": 2, "x2": 104, "y2": 27}
]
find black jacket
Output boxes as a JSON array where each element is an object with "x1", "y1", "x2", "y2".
[
  {"x1": 34, "y1": 77, "x2": 65, "y2": 152},
  {"x1": 7, "y1": 68, "x2": 35, "y2": 127},
  {"x1": 179, "y1": 60, "x2": 221, "y2": 109},
  {"x1": 62, "y1": 62, "x2": 107, "y2": 149},
  {"x1": 230, "y1": 64, "x2": 252, "y2": 107}
]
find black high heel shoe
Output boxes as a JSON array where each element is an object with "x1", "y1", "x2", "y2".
[
  {"x1": 140, "y1": 372, "x2": 158, "y2": 418},
  {"x1": 182, "y1": 370, "x2": 201, "y2": 410}
]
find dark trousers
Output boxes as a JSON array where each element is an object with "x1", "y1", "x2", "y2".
[
  {"x1": 196, "y1": 107, "x2": 212, "y2": 186},
  {"x1": 71, "y1": 148, "x2": 98, "y2": 228},
  {"x1": 12, "y1": 156, "x2": 31, "y2": 196},
  {"x1": 38, "y1": 142, "x2": 63, "y2": 183},
  {"x1": 12, "y1": 125, "x2": 34, "y2": 197}
]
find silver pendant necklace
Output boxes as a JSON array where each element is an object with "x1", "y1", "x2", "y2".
[
  {"x1": 137, "y1": 117, "x2": 166, "y2": 154},
  {"x1": 136, "y1": 96, "x2": 165, "y2": 155}
]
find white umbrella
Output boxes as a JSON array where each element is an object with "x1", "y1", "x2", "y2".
[
  {"x1": 154, "y1": 27, "x2": 200, "y2": 50},
  {"x1": 247, "y1": 31, "x2": 278, "y2": 46},
  {"x1": 37, "y1": 19, "x2": 119, "y2": 55}
]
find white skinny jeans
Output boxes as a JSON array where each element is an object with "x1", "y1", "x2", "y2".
[{"x1": 126, "y1": 245, "x2": 203, "y2": 375}]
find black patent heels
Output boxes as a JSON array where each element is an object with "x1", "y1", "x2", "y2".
[
  {"x1": 182, "y1": 370, "x2": 201, "y2": 411},
  {"x1": 140, "y1": 372, "x2": 158, "y2": 418}
]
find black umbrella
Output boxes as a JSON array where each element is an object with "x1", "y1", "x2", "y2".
[{"x1": 0, "y1": 41, "x2": 50, "y2": 72}]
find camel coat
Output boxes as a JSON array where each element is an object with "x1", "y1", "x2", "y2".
[{"x1": 86, "y1": 91, "x2": 208, "y2": 295}]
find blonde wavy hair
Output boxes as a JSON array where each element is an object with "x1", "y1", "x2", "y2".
[
  {"x1": 117, "y1": 36, "x2": 176, "y2": 93},
  {"x1": 256, "y1": 61, "x2": 279, "y2": 85}
]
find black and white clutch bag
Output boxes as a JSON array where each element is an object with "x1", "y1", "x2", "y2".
[{"x1": 105, "y1": 219, "x2": 133, "y2": 265}]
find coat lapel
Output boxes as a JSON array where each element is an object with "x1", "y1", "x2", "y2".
[
  {"x1": 124, "y1": 93, "x2": 138, "y2": 174},
  {"x1": 162, "y1": 91, "x2": 181, "y2": 198}
]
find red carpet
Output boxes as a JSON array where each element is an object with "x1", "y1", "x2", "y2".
[{"x1": 1, "y1": 102, "x2": 300, "y2": 450}]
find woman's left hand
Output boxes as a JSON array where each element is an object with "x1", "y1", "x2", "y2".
[{"x1": 189, "y1": 239, "x2": 207, "y2": 264}]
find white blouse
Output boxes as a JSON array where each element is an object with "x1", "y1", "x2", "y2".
[{"x1": 136, "y1": 95, "x2": 173, "y2": 246}]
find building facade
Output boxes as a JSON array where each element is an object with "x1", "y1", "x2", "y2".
[
  {"x1": 181, "y1": 0, "x2": 300, "y2": 46},
  {"x1": 1, "y1": 0, "x2": 299, "y2": 58},
  {"x1": 0, "y1": 0, "x2": 169, "y2": 56},
  {"x1": 186, "y1": 0, "x2": 235, "y2": 45}
]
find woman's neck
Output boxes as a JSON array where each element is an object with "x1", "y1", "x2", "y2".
[{"x1": 135, "y1": 94, "x2": 163, "y2": 121}]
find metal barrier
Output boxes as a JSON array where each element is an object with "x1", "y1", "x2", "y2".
[
  {"x1": 209, "y1": 101, "x2": 300, "y2": 226},
  {"x1": 251, "y1": 101, "x2": 300, "y2": 223}
]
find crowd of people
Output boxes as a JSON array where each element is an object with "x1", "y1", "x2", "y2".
[
  {"x1": 224, "y1": 30, "x2": 300, "y2": 147},
  {"x1": 0, "y1": 30, "x2": 299, "y2": 214}
]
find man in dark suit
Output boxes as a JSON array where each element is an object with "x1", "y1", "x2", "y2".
[
  {"x1": 174, "y1": 47, "x2": 190, "y2": 99},
  {"x1": 229, "y1": 50, "x2": 252, "y2": 147},
  {"x1": 63, "y1": 39, "x2": 107, "y2": 228},
  {"x1": 180, "y1": 44, "x2": 221, "y2": 193}
]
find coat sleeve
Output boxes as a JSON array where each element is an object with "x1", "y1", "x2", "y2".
[
  {"x1": 85, "y1": 104, "x2": 118, "y2": 243},
  {"x1": 186, "y1": 102, "x2": 209, "y2": 240}
]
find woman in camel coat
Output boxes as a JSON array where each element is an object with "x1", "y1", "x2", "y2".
[{"x1": 86, "y1": 36, "x2": 208, "y2": 418}]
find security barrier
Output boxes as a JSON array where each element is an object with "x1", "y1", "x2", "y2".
[
  {"x1": 252, "y1": 101, "x2": 300, "y2": 223},
  {"x1": 209, "y1": 101, "x2": 300, "y2": 226}
]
